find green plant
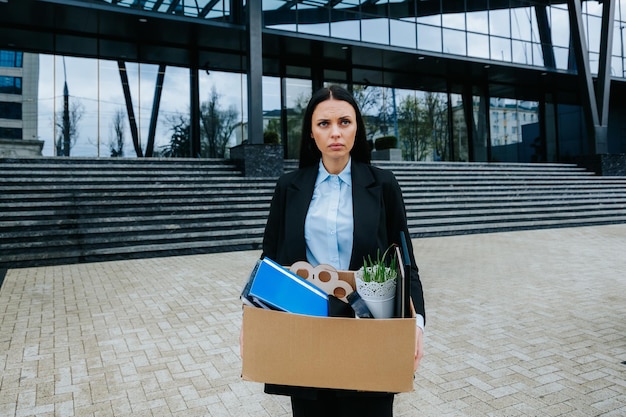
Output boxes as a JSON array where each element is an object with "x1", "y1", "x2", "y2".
[
  {"x1": 264, "y1": 131, "x2": 280, "y2": 144},
  {"x1": 361, "y1": 245, "x2": 398, "y2": 283},
  {"x1": 374, "y1": 135, "x2": 397, "y2": 151}
]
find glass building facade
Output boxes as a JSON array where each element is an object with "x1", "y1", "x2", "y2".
[{"x1": 0, "y1": 0, "x2": 625, "y2": 164}]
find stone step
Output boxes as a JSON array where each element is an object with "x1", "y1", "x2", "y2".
[{"x1": 1, "y1": 158, "x2": 626, "y2": 269}]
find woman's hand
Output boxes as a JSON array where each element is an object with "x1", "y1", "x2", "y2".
[{"x1": 414, "y1": 327, "x2": 424, "y2": 372}]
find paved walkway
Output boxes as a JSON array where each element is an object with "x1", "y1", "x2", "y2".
[{"x1": 1, "y1": 225, "x2": 625, "y2": 417}]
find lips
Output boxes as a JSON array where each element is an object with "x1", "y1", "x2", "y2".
[{"x1": 329, "y1": 143, "x2": 344, "y2": 150}]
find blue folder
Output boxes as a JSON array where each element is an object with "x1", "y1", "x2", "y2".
[{"x1": 248, "y1": 257, "x2": 329, "y2": 317}]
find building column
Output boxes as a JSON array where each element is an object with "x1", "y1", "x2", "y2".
[{"x1": 231, "y1": 1, "x2": 283, "y2": 177}]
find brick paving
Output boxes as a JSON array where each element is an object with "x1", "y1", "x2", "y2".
[{"x1": 1, "y1": 225, "x2": 625, "y2": 417}]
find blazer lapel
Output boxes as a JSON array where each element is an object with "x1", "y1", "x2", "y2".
[{"x1": 350, "y1": 162, "x2": 382, "y2": 269}]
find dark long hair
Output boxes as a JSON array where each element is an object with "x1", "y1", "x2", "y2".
[{"x1": 298, "y1": 85, "x2": 371, "y2": 168}]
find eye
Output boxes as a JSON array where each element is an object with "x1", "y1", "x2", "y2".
[
  {"x1": 318, "y1": 121, "x2": 329, "y2": 127},
  {"x1": 340, "y1": 119, "x2": 351, "y2": 126}
]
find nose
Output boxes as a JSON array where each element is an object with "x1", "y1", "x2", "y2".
[{"x1": 330, "y1": 123, "x2": 341, "y2": 137}]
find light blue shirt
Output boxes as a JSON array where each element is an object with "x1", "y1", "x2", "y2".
[{"x1": 304, "y1": 159, "x2": 354, "y2": 270}]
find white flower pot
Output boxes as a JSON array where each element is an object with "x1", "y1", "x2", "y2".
[{"x1": 354, "y1": 268, "x2": 397, "y2": 319}]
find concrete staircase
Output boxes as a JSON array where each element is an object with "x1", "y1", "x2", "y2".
[{"x1": 2, "y1": 157, "x2": 626, "y2": 269}]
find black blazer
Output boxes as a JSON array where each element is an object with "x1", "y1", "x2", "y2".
[
  {"x1": 260, "y1": 160, "x2": 426, "y2": 399},
  {"x1": 262, "y1": 160, "x2": 425, "y2": 319}
]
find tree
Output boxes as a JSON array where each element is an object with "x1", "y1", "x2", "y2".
[
  {"x1": 398, "y1": 96, "x2": 424, "y2": 161},
  {"x1": 353, "y1": 84, "x2": 384, "y2": 142},
  {"x1": 264, "y1": 118, "x2": 281, "y2": 144},
  {"x1": 199, "y1": 86, "x2": 239, "y2": 158},
  {"x1": 159, "y1": 113, "x2": 191, "y2": 158},
  {"x1": 396, "y1": 92, "x2": 449, "y2": 161},
  {"x1": 54, "y1": 97, "x2": 84, "y2": 157},
  {"x1": 108, "y1": 108, "x2": 126, "y2": 157},
  {"x1": 423, "y1": 92, "x2": 449, "y2": 161}
]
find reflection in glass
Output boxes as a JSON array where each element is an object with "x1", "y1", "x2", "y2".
[
  {"x1": 512, "y1": 40, "x2": 533, "y2": 66},
  {"x1": 298, "y1": 22, "x2": 330, "y2": 37},
  {"x1": 489, "y1": 98, "x2": 540, "y2": 163},
  {"x1": 442, "y1": 13, "x2": 466, "y2": 31},
  {"x1": 489, "y1": 9, "x2": 511, "y2": 37},
  {"x1": 443, "y1": 28, "x2": 466, "y2": 56},
  {"x1": 491, "y1": 36, "x2": 512, "y2": 62},
  {"x1": 472, "y1": 94, "x2": 488, "y2": 162},
  {"x1": 510, "y1": 7, "x2": 532, "y2": 41},
  {"x1": 284, "y1": 78, "x2": 311, "y2": 159},
  {"x1": 532, "y1": 42, "x2": 544, "y2": 67},
  {"x1": 198, "y1": 71, "x2": 243, "y2": 158},
  {"x1": 331, "y1": 20, "x2": 361, "y2": 41},
  {"x1": 550, "y1": 6, "x2": 570, "y2": 48},
  {"x1": 585, "y1": 15, "x2": 602, "y2": 54},
  {"x1": 555, "y1": 46, "x2": 573, "y2": 71},
  {"x1": 362, "y1": 18, "x2": 390, "y2": 45},
  {"x1": 390, "y1": 19, "x2": 417, "y2": 49},
  {"x1": 418, "y1": 24, "x2": 442, "y2": 53},
  {"x1": 467, "y1": 11, "x2": 489, "y2": 35},
  {"x1": 468, "y1": 33, "x2": 490, "y2": 60},
  {"x1": 450, "y1": 93, "x2": 469, "y2": 162}
]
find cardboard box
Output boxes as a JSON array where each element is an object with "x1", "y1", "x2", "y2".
[{"x1": 241, "y1": 270, "x2": 416, "y2": 393}]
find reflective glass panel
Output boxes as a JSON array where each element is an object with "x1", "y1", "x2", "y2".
[
  {"x1": 0, "y1": 51, "x2": 23, "y2": 67},
  {"x1": 468, "y1": 33, "x2": 490, "y2": 60},
  {"x1": 331, "y1": 20, "x2": 362, "y2": 41},
  {"x1": 467, "y1": 11, "x2": 489, "y2": 35},
  {"x1": 531, "y1": 42, "x2": 544, "y2": 67},
  {"x1": 417, "y1": 24, "x2": 442, "y2": 53},
  {"x1": 585, "y1": 15, "x2": 601, "y2": 54},
  {"x1": 198, "y1": 70, "x2": 242, "y2": 158},
  {"x1": 449, "y1": 93, "x2": 469, "y2": 162},
  {"x1": 284, "y1": 78, "x2": 311, "y2": 159},
  {"x1": 510, "y1": 7, "x2": 532, "y2": 41},
  {"x1": 512, "y1": 40, "x2": 533, "y2": 66},
  {"x1": 491, "y1": 36, "x2": 512, "y2": 62},
  {"x1": 489, "y1": 9, "x2": 511, "y2": 37},
  {"x1": 554, "y1": 46, "x2": 571, "y2": 71},
  {"x1": 550, "y1": 6, "x2": 570, "y2": 48},
  {"x1": 390, "y1": 18, "x2": 417, "y2": 49},
  {"x1": 0, "y1": 102, "x2": 22, "y2": 119},
  {"x1": 443, "y1": 29, "x2": 466, "y2": 56},
  {"x1": 442, "y1": 13, "x2": 466, "y2": 31},
  {"x1": 0, "y1": 76, "x2": 22, "y2": 95},
  {"x1": 362, "y1": 18, "x2": 390, "y2": 45}
]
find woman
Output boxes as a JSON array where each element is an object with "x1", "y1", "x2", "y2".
[{"x1": 261, "y1": 85, "x2": 425, "y2": 417}]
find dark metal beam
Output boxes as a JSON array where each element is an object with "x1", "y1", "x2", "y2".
[
  {"x1": 247, "y1": 0, "x2": 264, "y2": 145},
  {"x1": 152, "y1": 0, "x2": 165, "y2": 12},
  {"x1": 117, "y1": 61, "x2": 143, "y2": 157},
  {"x1": 535, "y1": 5, "x2": 556, "y2": 70},
  {"x1": 166, "y1": 0, "x2": 182, "y2": 15},
  {"x1": 190, "y1": 50, "x2": 201, "y2": 157},
  {"x1": 278, "y1": 1, "x2": 302, "y2": 12},
  {"x1": 567, "y1": 0, "x2": 601, "y2": 154},
  {"x1": 199, "y1": 0, "x2": 220, "y2": 18},
  {"x1": 145, "y1": 64, "x2": 166, "y2": 157},
  {"x1": 596, "y1": 0, "x2": 615, "y2": 127}
]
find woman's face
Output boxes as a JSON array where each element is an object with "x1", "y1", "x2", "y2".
[{"x1": 310, "y1": 98, "x2": 357, "y2": 173}]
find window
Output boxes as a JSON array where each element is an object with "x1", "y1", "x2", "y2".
[
  {"x1": 0, "y1": 127, "x2": 22, "y2": 139},
  {"x1": 0, "y1": 51, "x2": 23, "y2": 67},
  {"x1": 0, "y1": 102, "x2": 22, "y2": 119},
  {"x1": 0, "y1": 76, "x2": 22, "y2": 94}
]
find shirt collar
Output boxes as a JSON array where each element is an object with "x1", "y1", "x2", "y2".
[{"x1": 316, "y1": 158, "x2": 352, "y2": 187}]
